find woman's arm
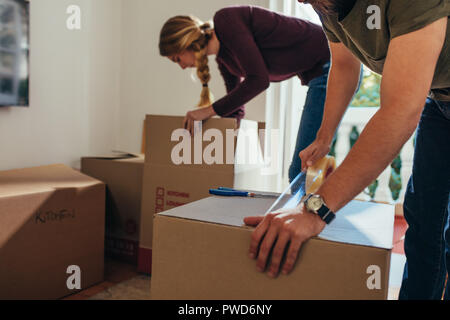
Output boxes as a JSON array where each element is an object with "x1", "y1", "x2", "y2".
[
  {"x1": 183, "y1": 62, "x2": 243, "y2": 133},
  {"x1": 211, "y1": 8, "x2": 270, "y2": 117},
  {"x1": 217, "y1": 62, "x2": 244, "y2": 116}
]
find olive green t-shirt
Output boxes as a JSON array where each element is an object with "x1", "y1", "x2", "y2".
[{"x1": 319, "y1": 0, "x2": 450, "y2": 101}]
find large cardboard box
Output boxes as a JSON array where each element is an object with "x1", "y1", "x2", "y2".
[
  {"x1": 81, "y1": 153, "x2": 144, "y2": 264},
  {"x1": 138, "y1": 115, "x2": 268, "y2": 274},
  {"x1": 0, "y1": 164, "x2": 105, "y2": 299},
  {"x1": 150, "y1": 196, "x2": 395, "y2": 300}
]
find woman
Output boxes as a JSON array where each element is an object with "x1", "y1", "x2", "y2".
[{"x1": 159, "y1": 5, "x2": 355, "y2": 182}]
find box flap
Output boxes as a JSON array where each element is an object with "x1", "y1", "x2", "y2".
[
  {"x1": 158, "y1": 196, "x2": 395, "y2": 250},
  {"x1": 0, "y1": 164, "x2": 103, "y2": 198},
  {"x1": 145, "y1": 115, "x2": 236, "y2": 172},
  {"x1": 81, "y1": 151, "x2": 142, "y2": 160}
]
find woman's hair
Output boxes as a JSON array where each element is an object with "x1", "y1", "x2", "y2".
[{"x1": 159, "y1": 15, "x2": 214, "y2": 107}]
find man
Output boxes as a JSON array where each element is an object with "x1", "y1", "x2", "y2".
[{"x1": 244, "y1": 0, "x2": 450, "y2": 300}]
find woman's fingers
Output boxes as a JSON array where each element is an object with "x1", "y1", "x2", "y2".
[{"x1": 186, "y1": 118, "x2": 194, "y2": 135}]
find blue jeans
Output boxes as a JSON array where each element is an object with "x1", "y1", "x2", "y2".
[
  {"x1": 288, "y1": 63, "x2": 362, "y2": 182},
  {"x1": 399, "y1": 98, "x2": 450, "y2": 300}
]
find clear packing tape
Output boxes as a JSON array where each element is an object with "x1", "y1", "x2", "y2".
[{"x1": 265, "y1": 156, "x2": 336, "y2": 214}]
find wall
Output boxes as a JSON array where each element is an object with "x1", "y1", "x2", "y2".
[{"x1": 0, "y1": 0, "x2": 122, "y2": 171}]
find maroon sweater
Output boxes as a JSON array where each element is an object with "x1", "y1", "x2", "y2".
[{"x1": 212, "y1": 6, "x2": 330, "y2": 120}]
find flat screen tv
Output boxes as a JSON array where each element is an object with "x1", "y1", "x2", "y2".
[{"x1": 0, "y1": 0, "x2": 29, "y2": 107}]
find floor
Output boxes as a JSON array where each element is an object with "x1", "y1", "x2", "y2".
[{"x1": 64, "y1": 208, "x2": 409, "y2": 301}]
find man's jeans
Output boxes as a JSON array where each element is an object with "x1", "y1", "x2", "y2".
[
  {"x1": 399, "y1": 98, "x2": 450, "y2": 300},
  {"x1": 288, "y1": 63, "x2": 362, "y2": 182}
]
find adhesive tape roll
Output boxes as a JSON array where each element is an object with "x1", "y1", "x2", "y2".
[{"x1": 305, "y1": 155, "x2": 336, "y2": 194}]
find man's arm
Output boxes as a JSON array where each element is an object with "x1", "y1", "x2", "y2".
[
  {"x1": 317, "y1": 17, "x2": 447, "y2": 213},
  {"x1": 299, "y1": 42, "x2": 361, "y2": 169},
  {"x1": 244, "y1": 17, "x2": 447, "y2": 278},
  {"x1": 318, "y1": 42, "x2": 361, "y2": 141}
]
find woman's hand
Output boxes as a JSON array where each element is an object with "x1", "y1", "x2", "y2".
[
  {"x1": 244, "y1": 204, "x2": 326, "y2": 278},
  {"x1": 299, "y1": 137, "x2": 332, "y2": 171},
  {"x1": 183, "y1": 105, "x2": 217, "y2": 135}
]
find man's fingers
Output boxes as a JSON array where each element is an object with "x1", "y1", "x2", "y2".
[
  {"x1": 306, "y1": 149, "x2": 318, "y2": 167},
  {"x1": 299, "y1": 149, "x2": 309, "y2": 163},
  {"x1": 267, "y1": 230, "x2": 290, "y2": 278},
  {"x1": 243, "y1": 216, "x2": 264, "y2": 227},
  {"x1": 300, "y1": 147, "x2": 314, "y2": 171},
  {"x1": 248, "y1": 214, "x2": 275, "y2": 259},
  {"x1": 255, "y1": 222, "x2": 280, "y2": 272},
  {"x1": 281, "y1": 236, "x2": 303, "y2": 275}
]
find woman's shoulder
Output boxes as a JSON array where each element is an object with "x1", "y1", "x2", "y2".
[
  {"x1": 214, "y1": 5, "x2": 305, "y2": 30},
  {"x1": 213, "y1": 5, "x2": 252, "y2": 26}
]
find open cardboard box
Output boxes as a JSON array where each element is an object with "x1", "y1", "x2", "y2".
[
  {"x1": 138, "y1": 115, "x2": 269, "y2": 273},
  {"x1": 150, "y1": 196, "x2": 395, "y2": 300}
]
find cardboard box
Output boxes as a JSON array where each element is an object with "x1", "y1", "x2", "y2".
[
  {"x1": 81, "y1": 153, "x2": 144, "y2": 264},
  {"x1": 0, "y1": 164, "x2": 105, "y2": 299},
  {"x1": 138, "y1": 115, "x2": 269, "y2": 274},
  {"x1": 150, "y1": 196, "x2": 395, "y2": 300}
]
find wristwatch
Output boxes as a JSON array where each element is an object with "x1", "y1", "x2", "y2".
[{"x1": 302, "y1": 193, "x2": 336, "y2": 224}]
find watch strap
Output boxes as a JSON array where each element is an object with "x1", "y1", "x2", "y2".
[{"x1": 317, "y1": 205, "x2": 336, "y2": 224}]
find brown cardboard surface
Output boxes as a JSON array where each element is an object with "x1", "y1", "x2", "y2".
[
  {"x1": 139, "y1": 163, "x2": 234, "y2": 253},
  {"x1": 0, "y1": 164, "x2": 105, "y2": 299},
  {"x1": 81, "y1": 155, "x2": 144, "y2": 264},
  {"x1": 258, "y1": 121, "x2": 266, "y2": 155},
  {"x1": 0, "y1": 163, "x2": 101, "y2": 197},
  {"x1": 150, "y1": 197, "x2": 394, "y2": 300},
  {"x1": 144, "y1": 115, "x2": 237, "y2": 172}
]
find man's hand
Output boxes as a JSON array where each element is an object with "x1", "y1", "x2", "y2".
[
  {"x1": 244, "y1": 205, "x2": 326, "y2": 278},
  {"x1": 299, "y1": 138, "x2": 331, "y2": 171},
  {"x1": 183, "y1": 106, "x2": 217, "y2": 135}
]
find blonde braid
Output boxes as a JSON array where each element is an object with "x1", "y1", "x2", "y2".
[
  {"x1": 193, "y1": 23, "x2": 214, "y2": 107},
  {"x1": 195, "y1": 48, "x2": 213, "y2": 107}
]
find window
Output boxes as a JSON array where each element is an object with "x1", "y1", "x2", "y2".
[
  {"x1": 0, "y1": 0, "x2": 29, "y2": 107},
  {"x1": 351, "y1": 66, "x2": 381, "y2": 108}
]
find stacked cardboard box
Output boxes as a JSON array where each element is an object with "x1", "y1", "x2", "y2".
[
  {"x1": 81, "y1": 154, "x2": 144, "y2": 264},
  {"x1": 0, "y1": 164, "x2": 105, "y2": 299}
]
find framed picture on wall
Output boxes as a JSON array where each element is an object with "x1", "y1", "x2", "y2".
[{"x1": 0, "y1": 0, "x2": 29, "y2": 107}]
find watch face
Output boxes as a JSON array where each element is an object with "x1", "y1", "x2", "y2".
[{"x1": 307, "y1": 195, "x2": 323, "y2": 212}]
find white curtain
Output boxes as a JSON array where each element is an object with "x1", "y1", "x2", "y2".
[{"x1": 264, "y1": 0, "x2": 322, "y2": 192}]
